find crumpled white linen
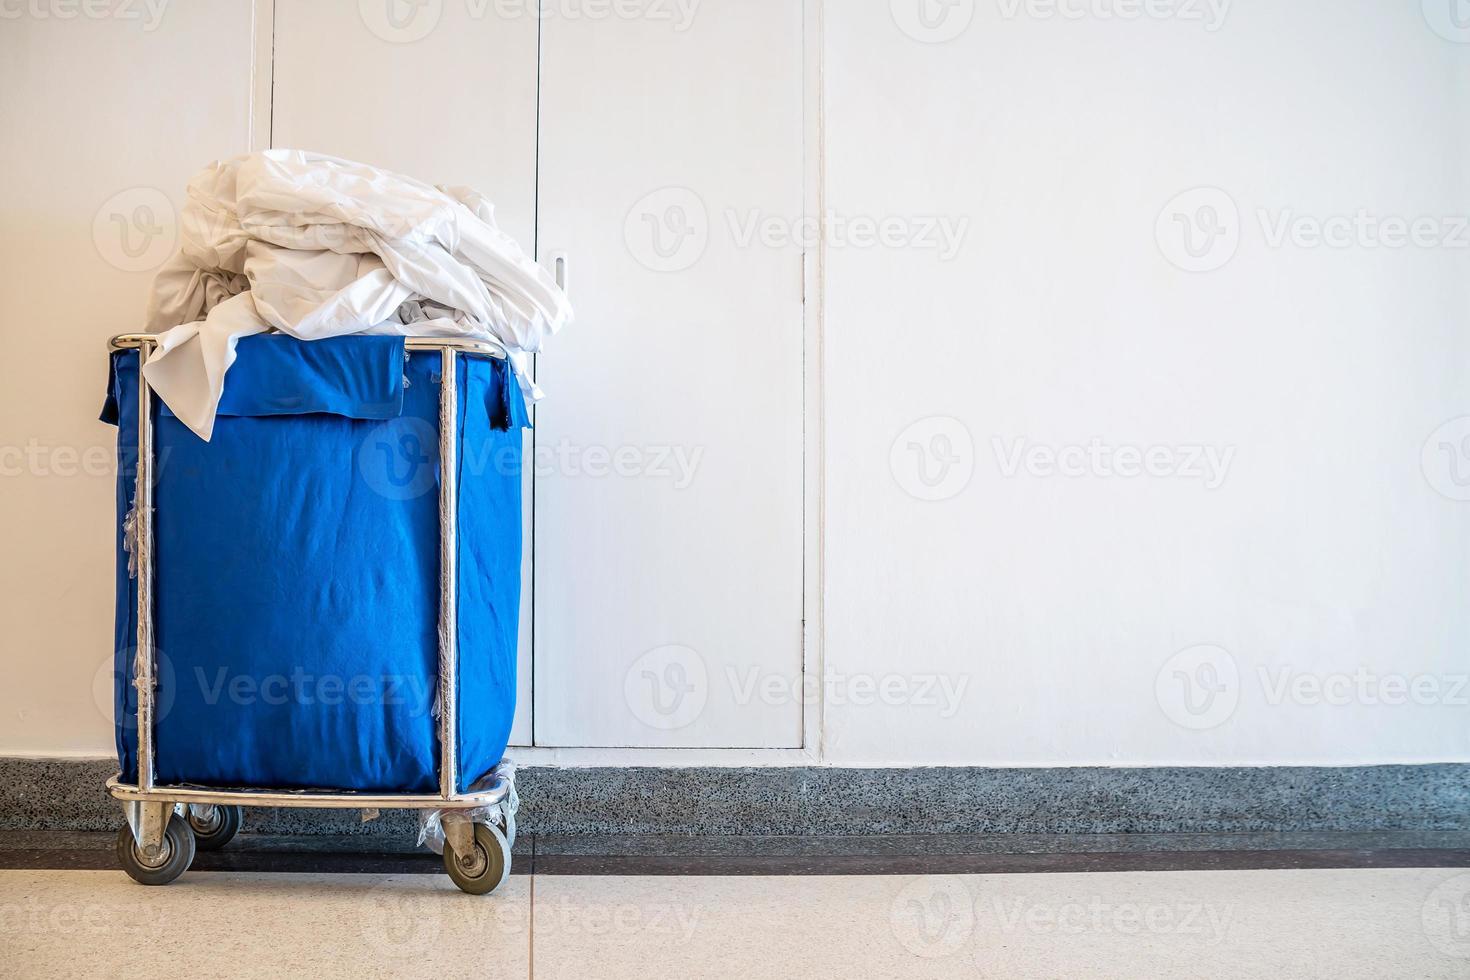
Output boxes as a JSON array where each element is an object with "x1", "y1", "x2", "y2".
[{"x1": 142, "y1": 149, "x2": 572, "y2": 440}]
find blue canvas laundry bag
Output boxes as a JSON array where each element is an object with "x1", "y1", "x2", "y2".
[{"x1": 101, "y1": 335, "x2": 526, "y2": 794}]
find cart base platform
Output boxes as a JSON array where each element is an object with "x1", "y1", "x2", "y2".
[{"x1": 105, "y1": 769, "x2": 517, "y2": 894}]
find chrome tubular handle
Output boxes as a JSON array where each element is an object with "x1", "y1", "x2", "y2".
[{"x1": 107, "y1": 334, "x2": 508, "y2": 359}]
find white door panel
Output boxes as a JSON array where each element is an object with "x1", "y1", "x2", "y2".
[
  {"x1": 534, "y1": 1, "x2": 806, "y2": 747},
  {"x1": 271, "y1": 0, "x2": 539, "y2": 745}
]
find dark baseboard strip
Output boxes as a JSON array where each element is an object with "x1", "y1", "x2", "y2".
[
  {"x1": 0, "y1": 848, "x2": 522, "y2": 875},
  {"x1": 0, "y1": 832, "x2": 532, "y2": 875},
  {"x1": 2, "y1": 831, "x2": 1467, "y2": 877},
  {"x1": 3, "y1": 759, "x2": 1467, "y2": 837},
  {"x1": 531, "y1": 848, "x2": 1470, "y2": 876}
]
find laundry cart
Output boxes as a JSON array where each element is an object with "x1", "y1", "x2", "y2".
[{"x1": 100, "y1": 333, "x2": 525, "y2": 893}]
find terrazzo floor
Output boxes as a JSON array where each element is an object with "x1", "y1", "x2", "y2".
[{"x1": 4, "y1": 863, "x2": 1468, "y2": 978}]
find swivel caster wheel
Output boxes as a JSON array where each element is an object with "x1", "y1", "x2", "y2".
[
  {"x1": 116, "y1": 813, "x2": 195, "y2": 886},
  {"x1": 443, "y1": 822, "x2": 511, "y2": 895},
  {"x1": 187, "y1": 804, "x2": 243, "y2": 851},
  {"x1": 501, "y1": 810, "x2": 517, "y2": 850}
]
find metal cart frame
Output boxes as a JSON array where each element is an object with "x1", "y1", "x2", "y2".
[{"x1": 104, "y1": 334, "x2": 515, "y2": 887}]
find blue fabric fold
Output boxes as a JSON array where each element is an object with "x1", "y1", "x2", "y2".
[{"x1": 168, "y1": 334, "x2": 406, "y2": 422}]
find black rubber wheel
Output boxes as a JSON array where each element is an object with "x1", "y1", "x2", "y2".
[
  {"x1": 116, "y1": 814, "x2": 195, "y2": 886},
  {"x1": 187, "y1": 804, "x2": 243, "y2": 851},
  {"x1": 502, "y1": 810, "x2": 517, "y2": 850},
  {"x1": 442, "y1": 822, "x2": 511, "y2": 895}
]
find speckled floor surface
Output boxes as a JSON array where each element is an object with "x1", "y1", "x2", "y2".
[
  {"x1": 8, "y1": 760, "x2": 1469, "y2": 837},
  {"x1": 4, "y1": 867, "x2": 1468, "y2": 978}
]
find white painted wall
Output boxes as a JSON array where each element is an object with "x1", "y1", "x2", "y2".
[
  {"x1": 1, "y1": 0, "x2": 1465, "y2": 767},
  {"x1": 0, "y1": 3, "x2": 259, "y2": 756},
  {"x1": 822, "y1": 0, "x2": 1470, "y2": 766}
]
